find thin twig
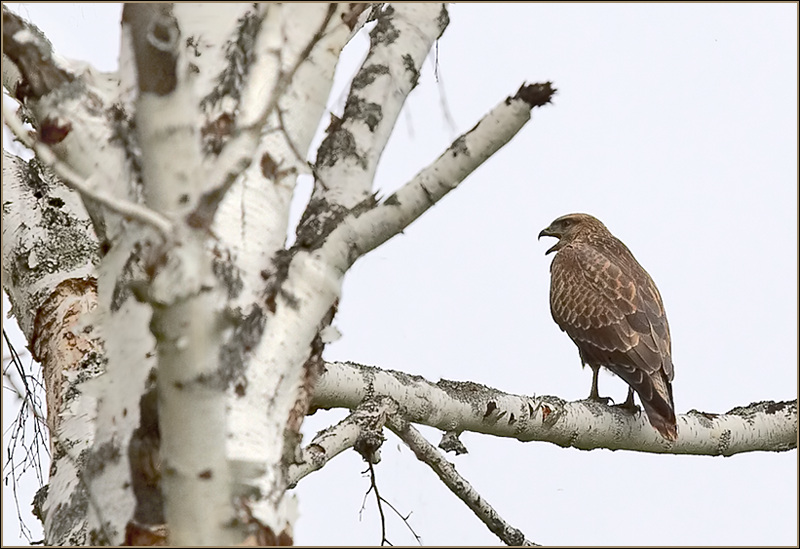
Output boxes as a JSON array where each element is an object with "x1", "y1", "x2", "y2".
[
  {"x1": 359, "y1": 461, "x2": 422, "y2": 546},
  {"x1": 2, "y1": 101, "x2": 173, "y2": 237},
  {"x1": 275, "y1": 105, "x2": 328, "y2": 189},
  {"x1": 367, "y1": 462, "x2": 390, "y2": 546},
  {"x1": 2, "y1": 328, "x2": 48, "y2": 544},
  {"x1": 387, "y1": 416, "x2": 537, "y2": 546}
]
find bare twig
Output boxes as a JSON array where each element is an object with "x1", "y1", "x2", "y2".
[
  {"x1": 359, "y1": 461, "x2": 422, "y2": 547},
  {"x1": 2, "y1": 102, "x2": 173, "y2": 237},
  {"x1": 276, "y1": 104, "x2": 328, "y2": 190},
  {"x1": 387, "y1": 415, "x2": 536, "y2": 546},
  {"x1": 2, "y1": 328, "x2": 48, "y2": 544},
  {"x1": 365, "y1": 462, "x2": 390, "y2": 546}
]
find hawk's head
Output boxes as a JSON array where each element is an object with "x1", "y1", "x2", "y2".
[{"x1": 538, "y1": 213, "x2": 609, "y2": 255}]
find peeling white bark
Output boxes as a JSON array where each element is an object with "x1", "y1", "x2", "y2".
[
  {"x1": 1, "y1": 152, "x2": 97, "y2": 338},
  {"x1": 1, "y1": 152, "x2": 102, "y2": 545}
]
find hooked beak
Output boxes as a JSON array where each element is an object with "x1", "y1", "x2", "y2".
[
  {"x1": 537, "y1": 228, "x2": 555, "y2": 240},
  {"x1": 538, "y1": 226, "x2": 560, "y2": 255}
]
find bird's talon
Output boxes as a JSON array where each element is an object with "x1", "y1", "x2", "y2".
[{"x1": 613, "y1": 401, "x2": 641, "y2": 416}]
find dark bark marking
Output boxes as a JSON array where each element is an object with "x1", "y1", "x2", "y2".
[
  {"x1": 218, "y1": 304, "x2": 267, "y2": 394},
  {"x1": 512, "y1": 81, "x2": 557, "y2": 108},
  {"x1": 341, "y1": 3, "x2": 370, "y2": 31},
  {"x1": 315, "y1": 127, "x2": 365, "y2": 169},
  {"x1": 2, "y1": 6, "x2": 75, "y2": 99},
  {"x1": 40, "y1": 117, "x2": 72, "y2": 144},
  {"x1": 201, "y1": 112, "x2": 234, "y2": 155},
  {"x1": 295, "y1": 193, "x2": 377, "y2": 250},
  {"x1": 260, "y1": 151, "x2": 296, "y2": 181},
  {"x1": 128, "y1": 378, "x2": 164, "y2": 525},
  {"x1": 122, "y1": 4, "x2": 179, "y2": 95},
  {"x1": 437, "y1": 5, "x2": 451, "y2": 35},
  {"x1": 211, "y1": 245, "x2": 244, "y2": 299},
  {"x1": 7, "y1": 159, "x2": 98, "y2": 295},
  {"x1": 200, "y1": 8, "x2": 262, "y2": 109},
  {"x1": 343, "y1": 97, "x2": 383, "y2": 132},
  {"x1": 48, "y1": 486, "x2": 90, "y2": 545},
  {"x1": 351, "y1": 64, "x2": 390, "y2": 90},
  {"x1": 383, "y1": 194, "x2": 401, "y2": 207},
  {"x1": 402, "y1": 54, "x2": 419, "y2": 88},
  {"x1": 449, "y1": 135, "x2": 470, "y2": 158},
  {"x1": 370, "y1": 5, "x2": 399, "y2": 45},
  {"x1": 85, "y1": 441, "x2": 122, "y2": 479}
]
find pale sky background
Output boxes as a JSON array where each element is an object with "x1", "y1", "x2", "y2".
[{"x1": 2, "y1": 3, "x2": 798, "y2": 546}]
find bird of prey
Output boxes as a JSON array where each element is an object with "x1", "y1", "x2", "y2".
[{"x1": 538, "y1": 213, "x2": 677, "y2": 441}]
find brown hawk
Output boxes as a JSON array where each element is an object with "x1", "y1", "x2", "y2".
[{"x1": 539, "y1": 213, "x2": 677, "y2": 441}]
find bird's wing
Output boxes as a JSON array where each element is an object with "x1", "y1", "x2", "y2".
[{"x1": 549, "y1": 241, "x2": 672, "y2": 379}]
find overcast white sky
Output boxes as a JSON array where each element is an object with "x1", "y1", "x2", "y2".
[{"x1": 3, "y1": 3, "x2": 798, "y2": 546}]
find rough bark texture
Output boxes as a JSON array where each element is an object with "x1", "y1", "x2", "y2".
[{"x1": 313, "y1": 362, "x2": 798, "y2": 456}]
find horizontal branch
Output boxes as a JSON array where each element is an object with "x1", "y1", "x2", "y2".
[
  {"x1": 313, "y1": 361, "x2": 797, "y2": 456},
  {"x1": 387, "y1": 415, "x2": 536, "y2": 546}
]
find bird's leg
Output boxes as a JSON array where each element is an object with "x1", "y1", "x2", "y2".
[
  {"x1": 587, "y1": 366, "x2": 613, "y2": 405},
  {"x1": 613, "y1": 387, "x2": 641, "y2": 415}
]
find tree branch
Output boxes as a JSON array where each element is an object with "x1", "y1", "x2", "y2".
[
  {"x1": 122, "y1": 5, "x2": 243, "y2": 545},
  {"x1": 318, "y1": 82, "x2": 555, "y2": 272},
  {"x1": 197, "y1": 4, "x2": 361, "y2": 304},
  {"x1": 2, "y1": 103, "x2": 173, "y2": 237},
  {"x1": 354, "y1": 82, "x2": 555, "y2": 260},
  {"x1": 198, "y1": 4, "x2": 339, "y2": 227},
  {"x1": 2, "y1": 6, "x2": 72, "y2": 99},
  {"x1": 387, "y1": 415, "x2": 535, "y2": 546},
  {"x1": 308, "y1": 3, "x2": 450, "y2": 213},
  {"x1": 313, "y1": 361, "x2": 798, "y2": 456},
  {"x1": 287, "y1": 396, "x2": 396, "y2": 488},
  {"x1": 4, "y1": 5, "x2": 148, "y2": 243}
]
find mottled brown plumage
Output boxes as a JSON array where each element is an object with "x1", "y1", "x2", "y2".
[{"x1": 539, "y1": 213, "x2": 677, "y2": 441}]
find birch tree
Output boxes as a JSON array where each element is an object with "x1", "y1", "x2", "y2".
[{"x1": 2, "y1": 3, "x2": 796, "y2": 546}]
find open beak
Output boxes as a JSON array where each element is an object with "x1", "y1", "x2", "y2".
[{"x1": 538, "y1": 226, "x2": 560, "y2": 255}]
